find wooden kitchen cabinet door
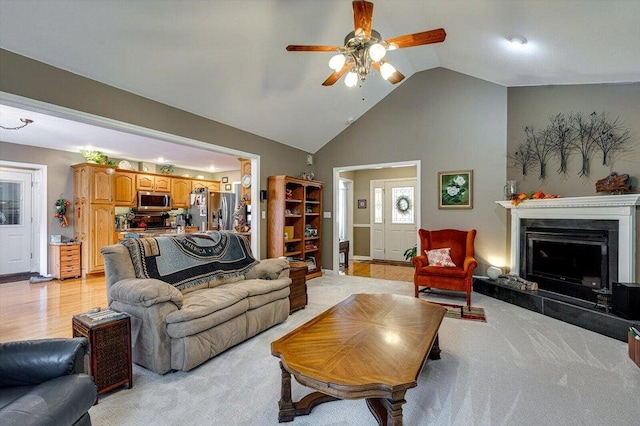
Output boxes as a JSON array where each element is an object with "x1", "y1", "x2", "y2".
[
  {"x1": 90, "y1": 167, "x2": 113, "y2": 204},
  {"x1": 114, "y1": 172, "x2": 136, "y2": 207},
  {"x1": 171, "y1": 178, "x2": 191, "y2": 208},
  {"x1": 88, "y1": 204, "x2": 114, "y2": 273}
]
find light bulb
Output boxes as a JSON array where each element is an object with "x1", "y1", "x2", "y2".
[
  {"x1": 328, "y1": 54, "x2": 346, "y2": 71},
  {"x1": 380, "y1": 62, "x2": 396, "y2": 80},
  {"x1": 344, "y1": 71, "x2": 358, "y2": 87},
  {"x1": 368, "y1": 43, "x2": 386, "y2": 62}
]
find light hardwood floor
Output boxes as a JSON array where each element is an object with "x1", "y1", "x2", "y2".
[{"x1": 0, "y1": 261, "x2": 413, "y2": 343}]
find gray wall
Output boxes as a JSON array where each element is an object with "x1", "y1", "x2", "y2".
[
  {"x1": 507, "y1": 84, "x2": 640, "y2": 194},
  {"x1": 317, "y1": 68, "x2": 508, "y2": 273},
  {"x1": 0, "y1": 49, "x2": 313, "y2": 258}
]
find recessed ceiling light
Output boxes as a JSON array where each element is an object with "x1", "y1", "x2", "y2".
[
  {"x1": 157, "y1": 157, "x2": 165, "y2": 163},
  {"x1": 508, "y1": 35, "x2": 527, "y2": 46}
]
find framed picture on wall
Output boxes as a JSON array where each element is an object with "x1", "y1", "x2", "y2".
[
  {"x1": 438, "y1": 170, "x2": 473, "y2": 209},
  {"x1": 225, "y1": 184, "x2": 232, "y2": 191},
  {"x1": 222, "y1": 177, "x2": 229, "y2": 183},
  {"x1": 357, "y1": 199, "x2": 367, "y2": 209}
]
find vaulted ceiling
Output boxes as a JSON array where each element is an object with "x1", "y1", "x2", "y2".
[{"x1": 1, "y1": 0, "x2": 639, "y2": 159}]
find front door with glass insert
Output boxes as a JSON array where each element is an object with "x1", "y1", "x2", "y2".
[
  {"x1": 0, "y1": 168, "x2": 33, "y2": 275},
  {"x1": 371, "y1": 178, "x2": 417, "y2": 261}
]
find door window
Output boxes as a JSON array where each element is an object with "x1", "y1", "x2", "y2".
[
  {"x1": 391, "y1": 186, "x2": 414, "y2": 224},
  {"x1": 0, "y1": 180, "x2": 21, "y2": 225}
]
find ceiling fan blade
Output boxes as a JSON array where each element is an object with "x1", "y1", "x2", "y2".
[
  {"x1": 353, "y1": 1, "x2": 374, "y2": 38},
  {"x1": 322, "y1": 64, "x2": 350, "y2": 86},
  {"x1": 385, "y1": 28, "x2": 446, "y2": 49},
  {"x1": 286, "y1": 45, "x2": 340, "y2": 52},
  {"x1": 372, "y1": 62, "x2": 405, "y2": 85}
]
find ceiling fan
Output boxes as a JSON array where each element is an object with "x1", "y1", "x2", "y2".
[{"x1": 286, "y1": 0, "x2": 446, "y2": 87}]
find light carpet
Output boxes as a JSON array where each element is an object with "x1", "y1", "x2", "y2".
[{"x1": 90, "y1": 274, "x2": 640, "y2": 426}]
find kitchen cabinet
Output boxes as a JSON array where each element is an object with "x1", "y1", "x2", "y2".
[
  {"x1": 72, "y1": 163, "x2": 116, "y2": 275},
  {"x1": 171, "y1": 178, "x2": 191, "y2": 208},
  {"x1": 114, "y1": 172, "x2": 136, "y2": 207},
  {"x1": 267, "y1": 175, "x2": 323, "y2": 280},
  {"x1": 136, "y1": 174, "x2": 171, "y2": 192},
  {"x1": 191, "y1": 180, "x2": 220, "y2": 192}
]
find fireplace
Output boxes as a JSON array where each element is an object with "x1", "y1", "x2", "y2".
[
  {"x1": 520, "y1": 219, "x2": 618, "y2": 303},
  {"x1": 498, "y1": 194, "x2": 639, "y2": 286}
]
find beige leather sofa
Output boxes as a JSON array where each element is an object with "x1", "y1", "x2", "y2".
[{"x1": 101, "y1": 239, "x2": 290, "y2": 374}]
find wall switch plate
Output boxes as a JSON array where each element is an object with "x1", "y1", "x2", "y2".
[
  {"x1": 323, "y1": 212, "x2": 331, "y2": 218},
  {"x1": 261, "y1": 211, "x2": 266, "y2": 219}
]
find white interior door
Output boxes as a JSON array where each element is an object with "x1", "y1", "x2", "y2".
[
  {"x1": 0, "y1": 168, "x2": 33, "y2": 275},
  {"x1": 370, "y1": 178, "x2": 417, "y2": 261}
]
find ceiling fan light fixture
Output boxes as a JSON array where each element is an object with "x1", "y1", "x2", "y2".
[
  {"x1": 328, "y1": 54, "x2": 346, "y2": 71},
  {"x1": 345, "y1": 71, "x2": 359, "y2": 87},
  {"x1": 380, "y1": 62, "x2": 396, "y2": 80},
  {"x1": 368, "y1": 43, "x2": 386, "y2": 62}
]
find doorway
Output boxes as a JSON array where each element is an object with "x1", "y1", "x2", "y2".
[
  {"x1": 0, "y1": 164, "x2": 46, "y2": 276},
  {"x1": 332, "y1": 161, "x2": 420, "y2": 273}
]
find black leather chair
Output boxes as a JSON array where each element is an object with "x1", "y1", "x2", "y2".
[{"x1": 0, "y1": 337, "x2": 97, "y2": 426}]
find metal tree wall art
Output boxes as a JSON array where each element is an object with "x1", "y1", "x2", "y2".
[
  {"x1": 525, "y1": 125, "x2": 554, "y2": 180},
  {"x1": 509, "y1": 141, "x2": 535, "y2": 176},
  {"x1": 510, "y1": 111, "x2": 635, "y2": 179},
  {"x1": 548, "y1": 113, "x2": 574, "y2": 175},
  {"x1": 569, "y1": 112, "x2": 600, "y2": 178},
  {"x1": 592, "y1": 115, "x2": 632, "y2": 167}
]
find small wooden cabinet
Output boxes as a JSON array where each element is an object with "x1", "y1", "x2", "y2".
[
  {"x1": 72, "y1": 312, "x2": 132, "y2": 395},
  {"x1": 191, "y1": 180, "x2": 220, "y2": 192},
  {"x1": 136, "y1": 174, "x2": 171, "y2": 192},
  {"x1": 288, "y1": 261, "x2": 308, "y2": 313},
  {"x1": 49, "y1": 243, "x2": 81, "y2": 280},
  {"x1": 268, "y1": 175, "x2": 323, "y2": 279}
]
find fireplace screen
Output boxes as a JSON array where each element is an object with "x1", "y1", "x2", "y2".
[{"x1": 525, "y1": 230, "x2": 609, "y2": 301}]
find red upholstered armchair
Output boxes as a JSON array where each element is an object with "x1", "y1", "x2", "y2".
[{"x1": 413, "y1": 229, "x2": 478, "y2": 308}]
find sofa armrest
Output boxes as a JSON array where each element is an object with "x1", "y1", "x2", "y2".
[
  {"x1": 110, "y1": 278, "x2": 183, "y2": 309},
  {"x1": 245, "y1": 258, "x2": 290, "y2": 280},
  {"x1": 0, "y1": 338, "x2": 88, "y2": 387}
]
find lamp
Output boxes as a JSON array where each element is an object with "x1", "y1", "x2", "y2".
[{"x1": 327, "y1": 29, "x2": 394, "y2": 87}]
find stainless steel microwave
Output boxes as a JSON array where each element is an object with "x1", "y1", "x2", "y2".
[{"x1": 137, "y1": 192, "x2": 171, "y2": 211}]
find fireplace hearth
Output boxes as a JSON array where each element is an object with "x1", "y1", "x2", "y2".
[{"x1": 488, "y1": 194, "x2": 640, "y2": 340}]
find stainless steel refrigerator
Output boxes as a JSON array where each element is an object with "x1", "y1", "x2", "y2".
[{"x1": 190, "y1": 189, "x2": 236, "y2": 231}]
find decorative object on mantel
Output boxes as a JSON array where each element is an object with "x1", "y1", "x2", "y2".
[
  {"x1": 80, "y1": 149, "x2": 107, "y2": 164},
  {"x1": 511, "y1": 191, "x2": 560, "y2": 206},
  {"x1": 509, "y1": 111, "x2": 635, "y2": 179},
  {"x1": 596, "y1": 172, "x2": 631, "y2": 194},
  {"x1": 54, "y1": 197, "x2": 70, "y2": 227},
  {"x1": 159, "y1": 164, "x2": 174, "y2": 174}
]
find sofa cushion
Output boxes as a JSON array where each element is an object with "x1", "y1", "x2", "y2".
[
  {"x1": 165, "y1": 288, "x2": 249, "y2": 338},
  {"x1": 245, "y1": 258, "x2": 289, "y2": 280},
  {"x1": 222, "y1": 278, "x2": 291, "y2": 310},
  {"x1": 0, "y1": 374, "x2": 96, "y2": 426}
]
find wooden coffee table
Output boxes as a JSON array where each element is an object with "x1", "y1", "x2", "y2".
[{"x1": 271, "y1": 293, "x2": 446, "y2": 425}]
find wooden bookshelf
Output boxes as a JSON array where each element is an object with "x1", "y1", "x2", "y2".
[{"x1": 267, "y1": 175, "x2": 323, "y2": 279}]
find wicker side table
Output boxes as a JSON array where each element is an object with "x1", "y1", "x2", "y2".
[{"x1": 72, "y1": 310, "x2": 133, "y2": 395}]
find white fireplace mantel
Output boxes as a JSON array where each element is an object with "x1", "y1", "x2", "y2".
[{"x1": 497, "y1": 194, "x2": 640, "y2": 283}]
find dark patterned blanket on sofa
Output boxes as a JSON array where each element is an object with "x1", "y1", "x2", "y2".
[{"x1": 120, "y1": 232, "x2": 257, "y2": 291}]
